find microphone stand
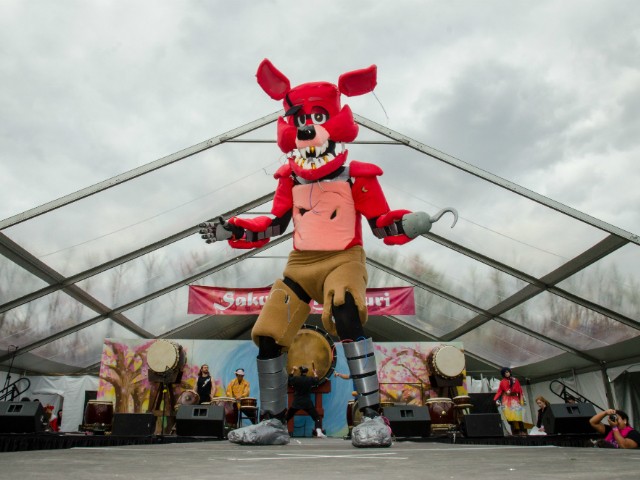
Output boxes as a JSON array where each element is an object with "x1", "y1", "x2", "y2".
[
  {"x1": 159, "y1": 377, "x2": 168, "y2": 443},
  {"x1": 1, "y1": 346, "x2": 18, "y2": 400}
]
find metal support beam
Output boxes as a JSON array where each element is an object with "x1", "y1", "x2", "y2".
[
  {"x1": 367, "y1": 256, "x2": 601, "y2": 365},
  {"x1": 0, "y1": 111, "x2": 281, "y2": 230},
  {"x1": 600, "y1": 361, "x2": 616, "y2": 409},
  {"x1": 0, "y1": 194, "x2": 275, "y2": 314},
  {"x1": 0, "y1": 233, "x2": 152, "y2": 339},
  {"x1": 355, "y1": 113, "x2": 640, "y2": 246},
  {"x1": 442, "y1": 234, "x2": 629, "y2": 339},
  {"x1": 0, "y1": 233, "x2": 292, "y2": 364}
]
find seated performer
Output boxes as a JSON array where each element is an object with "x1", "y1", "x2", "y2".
[
  {"x1": 286, "y1": 365, "x2": 326, "y2": 438},
  {"x1": 226, "y1": 368, "x2": 250, "y2": 400},
  {"x1": 202, "y1": 59, "x2": 456, "y2": 447},
  {"x1": 196, "y1": 364, "x2": 213, "y2": 404},
  {"x1": 535, "y1": 396, "x2": 551, "y2": 431},
  {"x1": 226, "y1": 368, "x2": 256, "y2": 424}
]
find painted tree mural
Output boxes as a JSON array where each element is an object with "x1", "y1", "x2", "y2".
[
  {"x1": 99, "y1": 339, "x2": 154, "y2": 413},
  {"x1": 376, "y1": 343, "x2": 467, "y2": 405}
]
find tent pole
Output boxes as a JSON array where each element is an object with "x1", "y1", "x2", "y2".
[{"x1": 600, "y1": 361, "x2": 615, "y2": 409}]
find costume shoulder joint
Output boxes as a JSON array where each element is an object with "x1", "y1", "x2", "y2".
[{"x1": 349, "y1": 161, "x2": 383, "y2": 177}]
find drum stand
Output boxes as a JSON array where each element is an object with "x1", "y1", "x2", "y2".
[{"x1": 150, "y1": 381, "x2": 176, "y2": 438}]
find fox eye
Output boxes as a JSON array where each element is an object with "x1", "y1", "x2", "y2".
[
  {"x1": 311, "y1": 112, "x2": 328, "y2": 125},
  {"x1": 294, "y1": 114, "x2": 307, "y2": 128},
  {"x1": 310, "y1": 107, "x2": 329, "y2": 125}
]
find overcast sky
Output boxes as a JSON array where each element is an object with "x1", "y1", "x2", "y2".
[
  {"x1": 2, "y1": 0, "x2": 640, "y2": 373},
  {"x1": 1, "y1": 0, "x2": 639, "y2": 255}
]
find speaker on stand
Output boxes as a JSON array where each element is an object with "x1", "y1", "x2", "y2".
[
  {"x1": 176, "y1": 405, "x2": 225, "y2": 437},
  {"x1": 468, "y1": 393, "x2": 499, "y2": 414},
  {"x1": 460, "y1": 413, "x2": 504, "y2": 438},
  {"x1": 111, "y1": 413, "x2": 156, "y2": 436},
  {"x1": 0, "y1": 401, "x2": 46, "y2": 433},
  {"x1": 542, "y1": 403, "x2": 596, "y2": 434},
  {"x1": 382, "y1": 405, "x2": 431, "y2": 438}
]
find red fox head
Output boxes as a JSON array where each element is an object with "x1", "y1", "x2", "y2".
[{"x1": 256, "y1": 59, "x2": 377, "y2": 181}]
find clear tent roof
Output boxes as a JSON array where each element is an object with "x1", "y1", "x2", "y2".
[{"x1": 1, "y1": 112, "x2": 639, "y2": 381}]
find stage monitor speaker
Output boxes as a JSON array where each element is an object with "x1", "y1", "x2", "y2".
[
  {"x1": 461, "y1": 413, "x2": 503, "y2": 438},
  {"x1": 176, "y1": 405, "x2": 225, "y2": 437},
  {"x1": 542, "y1": 403, "x2": 596, "y2": 434},
  {"x1": 382, "y1": 405, "x2": 431, "y2": 437},
  {"x1": 468, "y1": 393, "x2": 498, "y2": 414},
  {"x1": 111, "y1": 413, "x2": 156, "y2": 436},
  {"x1": 0, "y1": 401, "x2": 45, "y2": 433}
]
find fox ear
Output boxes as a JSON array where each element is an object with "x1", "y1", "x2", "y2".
[
  {"x1": 256, "y1": 59, "x2": 290, "y2": 100},
  {"x1": 338, "y1": 65, "x2": 377, "y2": 97}
]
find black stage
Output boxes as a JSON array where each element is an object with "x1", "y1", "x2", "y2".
[
  {"x1": 0, "y1": 431, "x2": 600, "y2": 452},
  {"x1": 1, "y1": 436, "x2": 638, "y2": 480}
]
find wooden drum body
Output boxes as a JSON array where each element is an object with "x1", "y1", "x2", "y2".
[
  {"x1": 286, "y1": 325, "x2": 336, "y2": 382},
  {"x1": 426, "y1": 397, "x2": 455, "y2": 431},
  {"x1": 83, "y1": 400, "x2": 114, "y2": 432},
  {"x1": 346, "y1": 400, "x2": 356, "y2": 427},
  {"x1": 453, "y1": 395, "x2": 473, "y2": 424},
  {"x1": 428, "y1": 345, "x2": 465, "y2": 379},
  {"x1": 147, "y1": 339, "x2": 185, "y2": 384},
  {"x1": 240, "y1": 397, "x2": 257, "y2": 408},
  {"x1": 177, "y1": 390, "x2": 200, "y2": 406},
  {"x1": 453, "y1": 395, "x2": 471, "y2": 406},
  {"x1": 210, "y1": 397, "x2": 238, "y2": 427},
  {"x1": 147, "y1": 340, "x2": 180, "y2": 374},
  {"x1": 346, "y1": 400, "x2": 363, "y2": 429}
]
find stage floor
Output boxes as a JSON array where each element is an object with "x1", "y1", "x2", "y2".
[{"x1": 1, "y1": 437, "x2": 639, "y2": 480}]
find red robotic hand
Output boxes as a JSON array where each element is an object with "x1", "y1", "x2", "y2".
[
  {"x1": 226, "y1": 216, "x2": 271, "y2": 249},
  {"x1": 375, "y1": 209, "x2": 413, "y2": 246}
]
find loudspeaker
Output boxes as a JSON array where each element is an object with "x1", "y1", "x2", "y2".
[
  {"x1": 382, "y1": 405, "x2": 431, "y2": 437},
  {"x1": 542, "y1": 403, "x2": 596, "y2": 434},
  {"x1": 111, "y1": 413, "x2": 156, "y2": 436},
  {"x1": 468, "y1": 393, "x2": 498, "y2": 414},
  {"x1": 176, "y1": 405, "x2": 225, "y2": 437},
  {"x1": 461, "y1": 413, "x2": 504, "y2": 438},
  {"x1": 0, "y1": 401, "x2": 46, "y2": 433}
]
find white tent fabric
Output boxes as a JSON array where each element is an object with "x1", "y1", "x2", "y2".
[
  {"x1": 17, "y1": 375, "x2": 99, "y2": 432},
  {"x1": 1, "y1": 113, "x2": 639, "y2": 432}
]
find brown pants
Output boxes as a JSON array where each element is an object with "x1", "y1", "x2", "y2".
[{"x1": 252, "y1": 246, "x2": 368, "y2": 346}]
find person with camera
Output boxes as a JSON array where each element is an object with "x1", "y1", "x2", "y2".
[{"x1": 589, "y1": 409, "x2": 640, "y2": 449}]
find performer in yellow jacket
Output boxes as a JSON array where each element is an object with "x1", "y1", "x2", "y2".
[{"x1": 226, "y1": 368, "x2": 250, "y2": 400}]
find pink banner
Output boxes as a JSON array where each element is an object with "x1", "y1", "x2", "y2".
[{"x1": 188, "y1": 285, "x2": 415, "y2": 316}]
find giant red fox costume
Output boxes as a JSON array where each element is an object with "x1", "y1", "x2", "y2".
[{"x1": 200, "y1": 59, "x2": 456, "y2": 447}]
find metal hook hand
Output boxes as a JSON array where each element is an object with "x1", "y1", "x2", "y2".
[{"x1": 430, "y1": 207, "x2": 458, "y2": 228}]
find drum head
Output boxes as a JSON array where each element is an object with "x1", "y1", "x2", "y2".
[
  {"x1": 211, "y1": 397, "x2": 235, "y2": 403},
  {"x1": 286, "y1": 325, "x2": 336, "y2": 383},
  {"x1": 177, "y1": 390, "x2": 200, "y2": 405},
  {"x1": 453, "y1": 395, "x2": 471, "y2": 404},
  {"x1": 147, "y1": 340, "x2": 179, "y2": 373},
  {"x1": 433, "y1": 345, "x2": 465, "y2": 378}
]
